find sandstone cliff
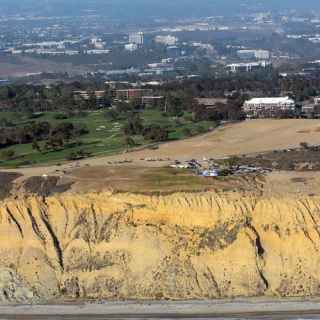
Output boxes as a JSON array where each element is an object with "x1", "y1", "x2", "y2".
[{"x1": 0, "y1": 191, "x2": 320, "y2": 303}]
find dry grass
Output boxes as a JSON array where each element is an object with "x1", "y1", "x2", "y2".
[{"x1": 68, "y1": 166, "x2": 262, "y2": 195}]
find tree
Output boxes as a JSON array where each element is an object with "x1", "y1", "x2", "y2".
[
  {"x1": 123, "y1": 115, "x2": 144, "y2": 136},
  {"x1": 45, "y1": 135, "x2": 64, "y2": 151},
  {"x1": 51, "y1": 122, "x2": 74, "y2": 141},
  {"x1": 166, "y1": 94, "x2": 184, "y2": 117},
  {"x1": 124, "y1": 136, "x2": 136, "y2": 148},
  {"x1": 182, "y1": 127, "x2": 192, "y2": 137},
  {"x1": 0, "y1": 149, "x2": 15, "y2": 160},
  {"x1": 87, "y1": 92, "x2": 97, "y2": 110},
  {"x1": 104, "y1": 109, "x2": 120, "y2": 121},
  {"x1": 32, "y1": 140, "x2": 41, "y2": 152},
  {"x1": 143, "y1": 125, "x2": 169, "y2": 142}
]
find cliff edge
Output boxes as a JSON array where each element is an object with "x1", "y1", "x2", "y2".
[{"x1": 0, "y1": 191, "x2": 320, "y2": 303}]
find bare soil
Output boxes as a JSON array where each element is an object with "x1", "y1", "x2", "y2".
[{"x1": 0, "y1": 172, "x2": 22, "y2": 199}]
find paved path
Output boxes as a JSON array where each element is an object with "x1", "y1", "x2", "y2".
[{"x1": 2, "y1": 299, "x2": 320, "y2": 318}]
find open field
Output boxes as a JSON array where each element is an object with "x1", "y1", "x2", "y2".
[
  {"x1": 4, "y1": 163, "x2": 320, "y2": 199},
  {"x1": 65, "y1": 166, "x2": 263, "y2": 194},
  {"x1": 0, "y1": 55, "x2": 91, "y2": 78}
]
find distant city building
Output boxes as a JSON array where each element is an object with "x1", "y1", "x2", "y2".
[
  {"x1": 142, "y1": 96, "x2": 165, "y2": 108},
  {"x1": 129, "y1": 32, "x2": 144, "y2": 45},
  {"x1": 226, "y1": 61, "x2": 271, "y2": 73},
  {"x1": 113, "y1": 88, "x2": 153, "y2": 101},
  {"x1": 86, "y1": 49, "x2": 110, "y2": 55},
  {"x1": 196, "y1": 98, "x2": 228, "y2": 109},
  {"x1": 22, "y1": 49, "x2": 79, "y2": 56},
  {"x1": 243, "y1": 97, "x2": 296, "y2": 118},
  {"x1": 154, "y1": 35, "x2": 178, "y2": 46},
  {"x1": 125, "y1": 43, "x2": 138, "y2": 51},
  {"x1": 167, "y1": 46, "x2": 181, "y2": 58},
  {"x1": 302, "y1": 97, "x2": 320, "y2": 118},
  {"x1": 90, "y1": 37, "x2": 105, "y2": 49},
  {"x1": 237, "y1": 49, "x2": 270, "y2": 60},
  {"x1": 73, "y1": 90, "x2": 106, "y2": 107}
]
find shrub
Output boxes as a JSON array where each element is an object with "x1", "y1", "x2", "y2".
[
  {"x1": 143, "y1": 125, "x2": 169, "y2": 142},
  {"x1": 0, "y1": 149, "x2": 15, "y2": 160},
  {"x1": 54, "y1": 113, "x2": 68, "y2": 120}
]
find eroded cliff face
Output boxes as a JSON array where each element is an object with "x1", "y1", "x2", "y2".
[{"x1": 0, "y1": 191, "x2": 320, "y2": 303}]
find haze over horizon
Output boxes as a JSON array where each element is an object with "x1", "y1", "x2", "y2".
[{"x1": 0, "y1": 0, "x2": 320, "y2": 19}]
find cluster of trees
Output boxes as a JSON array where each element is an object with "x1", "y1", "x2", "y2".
[
  {"x1": 160, "y1": 73, "x2": 320, "y2": 103},
  {"x1": 0, "y1": 121, "x2": 88, "y2": 150},
  {"x1": 193, "y1": 97, "x2": 246, "y2": 122},
  {"x1": 0, "y1": 82, "x2": 109, "y2": 112},
  {"x1": 1, "y1": 72, "x2": 320, "y2": 115},
  {"x1": 123, "y1": 115, "x2": 169, "y2": 143}
]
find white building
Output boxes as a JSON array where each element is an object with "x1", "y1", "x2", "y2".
[
  {"x1": 227, "y1": 61, "x2": 271, "y2": 73},
  {"x1": 243, "y1": 97, "x2": 296, "y2": 118},
  {"x1": 86, "y1": 49, "x2": 110, "y2": 55},
  {"x1": 237, "y1": 49, "x2": 270, "y2": 60},
  {"x1": 90, "y1": 37, "x2": 105, "y2": 49},
  {"x1": 129, "y1": 32, "x2": 144, "y2": 45},
  {"x1": 255, "y1": 50, "x2": 270, "y2": 60},
  {"x1": 125, "y1": 43, "x2": 138, "y2": 51},
  {"x1": 154, "y1": 35, "x2": 178, "y2": 46}
]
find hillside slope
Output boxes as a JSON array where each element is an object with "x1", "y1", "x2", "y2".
[{"x1": 1, "y1": 191, "x2": 320, "y2": 303}]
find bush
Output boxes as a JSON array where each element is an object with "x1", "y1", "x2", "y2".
[
  {"x1": 123, "y1": 115, "x2": 144, "y2": 135},
  {"x1": 0, "y1": 149, "x2": 15, "y2": 160},
  {"x1": 104, "y1": 109, "x2": 120, "y2": 121},
  {"x1": 196, "y1": 125, "x2": 208, "y2": 134},
  {"x1": 300, "y1": 142, "x2": 309, "y2": 150},
  {"x1": 54, "y1": 113, "x2": 68, "y2": 120},
  {"x1": 66, "y1": 150, "x2": 91, "y2": 161},
  {"x1": 143, "y1": 125, "x2": 169, "y2": 142},
  {"x1": 182, "y1": 127, "x2": 192, "y2": 137}
]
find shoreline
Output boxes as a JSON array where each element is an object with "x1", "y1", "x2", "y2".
[{"x1": 2, "y1": 298, "x2": 320, "y2": 316}]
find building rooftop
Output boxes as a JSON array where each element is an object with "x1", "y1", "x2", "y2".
[
  {"x1": 196, "y1": 98, "x2": 227, "y2": 106},
  {"x1": 245, "y1": 97, "x2": 295, "y2": 104}
]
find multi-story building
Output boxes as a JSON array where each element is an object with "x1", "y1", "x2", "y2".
[
  {"x1": 226, "y1": 61, "x2": 271, "y2": 73},
  {"x1": 154, "y1": 35, "x2": 178, "y2": 46},
  {"x1": 243, "y1": 97, "x2": 296, "y2": 118},
  {"x1": 237, "y1": 49, "x2": 270, "y2": 60},
  {"x1": 141, "y1": 96, "x2": 165, "y2": 108},
  {"x1": 113, "y1": 88, "x2": 153, "y2": 101},
  {"x1": 302, "y1": 97, "x2": 320, "y2": 118},
  {"x1": 129, "y1": 32, "x2": 144, "y2": 45},
  {"x1": 255, "y1": 50, "x2": 270, "y2": 60},
  {"x1": 125, "y1": 43, "x2": 138, "y2": 51}
]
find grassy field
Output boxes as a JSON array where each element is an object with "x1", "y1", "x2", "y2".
[
  {"x1": 68, "y1": 166, "x2": 260, "y2": 195},
  {"x1": 0, "y1": 110, "x2": 215, "y2": 168}
]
